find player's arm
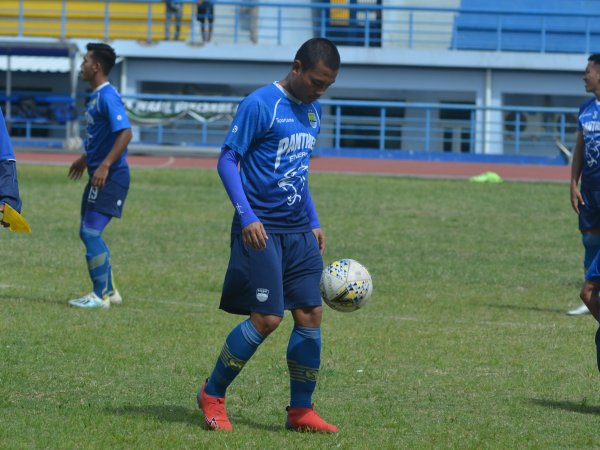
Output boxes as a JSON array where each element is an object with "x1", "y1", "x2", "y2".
[
  {"x1": 570, "y1": 130, "x2": 585, "y2": 214},
  {"x1": 217, "y1": 147, "x2": 268, "y2": 250},
  {"x1": 91, "y1": 128, "x2": 132, "y2": 188},
  {"x1": 305, "y1": 187, "x2": 325, "y2": 255}
]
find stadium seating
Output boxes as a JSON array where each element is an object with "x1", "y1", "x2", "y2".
[
  {"x1": 0, "y1": 0, "x2": 194, "y2": 40},
  {"x1": 453, "y1": 0, "x2": 600, "y2": 53}
]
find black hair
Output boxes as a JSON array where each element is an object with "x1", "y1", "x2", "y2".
[
  {"x1": 589, "y1": 54, "x2": 600, "y2": 65},
  {"x1": 294, "y1": 38, "x2": 340, "y2": 72},
  {"x1": 86, "y1": 42, "x2": 117, "y2": 75}
]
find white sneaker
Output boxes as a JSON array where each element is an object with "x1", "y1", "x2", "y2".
[
  {"x1": 567, "y1": 304, "x2": 590, "y2": 316},
  {"x1": 107, "y1": 289, "x2": 122, "y2": 305},
  {"x1": 68, "y1": 292, "x2": 110, "y2": 309}
]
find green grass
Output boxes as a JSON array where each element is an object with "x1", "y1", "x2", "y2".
[{"x1": 0, "y1": 164, "x2": 596, "y2": 449}]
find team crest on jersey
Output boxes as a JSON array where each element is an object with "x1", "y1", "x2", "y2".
[{"x1": 307, "y1": 111, "x2": 317, "y2": 128}]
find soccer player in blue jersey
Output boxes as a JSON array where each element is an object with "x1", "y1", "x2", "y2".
[
  {"x1": 573, "y1": 54, "x2": 600, "y2": 368},
  {"x1": 197, "y1": 38, "x2": 340, "y2": 432},
  {"x1": 67, "y1": 43, "x2": 131, "y2": 309},
  {"x1": 0, "y1": 108, "x2": 23, "y2": 228}
]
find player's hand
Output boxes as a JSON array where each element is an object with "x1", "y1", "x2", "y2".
[
  {"x1": 571, "y1": 183, "x2": 584, "y2": 215},
  {"x1": 68, "y1": 156, "x2": 87, "y2": 181},
  {"x1": 91, "y1": 164, "x2": 109, "y2": 188},
  {"x1": 242, "y1": 221, "x2": 268, "y2": 250},
  {"x1": 312, "y1": 227, "x2": 325, "y2": 255}
]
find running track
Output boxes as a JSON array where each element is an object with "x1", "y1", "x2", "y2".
[{"x1": 15, "y1": 151, "x2": 570, "y2": 183}]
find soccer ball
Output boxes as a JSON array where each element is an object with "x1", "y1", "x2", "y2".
[{"x1": 320, "y1": 259, "x2": 373, "y2": 312}]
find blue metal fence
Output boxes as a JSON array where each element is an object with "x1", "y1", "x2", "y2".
[{"x1": 5, "y1": 93, "x2": 579, "y2": 162}]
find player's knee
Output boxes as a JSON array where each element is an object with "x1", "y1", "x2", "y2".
[
  {"x1": 79, "y1": 225, "x2": 102, "y2": 243},
  {"x1": 250, "y1": 313, "x2": 282, "y2": 337},
  {"x1": 292, "y1": 305, "x2": 323, "y2": 328},
  {"x1": 79, "y1": 226, "x2": 102, "y2": 248}
]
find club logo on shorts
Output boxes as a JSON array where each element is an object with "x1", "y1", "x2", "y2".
[
  {"x1": 307, "y1": 112, "x2": 317, "y2": 128},
  {"x1": 256, "y1": 288, "x2": 269, "y2": 302}
]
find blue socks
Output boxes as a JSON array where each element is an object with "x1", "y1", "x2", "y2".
[
  {"x1": 80, "y1": 211, "x2": 113, "y2": 298},
  {"x1": 287, "y1": 326, "x2": 321, "y2": 408},
  {"x1": 204, "y1": 321, "x2": 322, "y2": 407},
  {"x1": 205, "y1": 319, "x2": 265, "y2": 398},
  {"x1": 80, "y1": 225, "x2": 112, "y2": 298}
]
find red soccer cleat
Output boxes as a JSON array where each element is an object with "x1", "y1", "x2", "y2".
[
  {"x1": 197, "y1": 381, "x2": 233, "y2": 431},
  {"x1": 285, "y1": 404, "x2": 339, "y2": 433}
]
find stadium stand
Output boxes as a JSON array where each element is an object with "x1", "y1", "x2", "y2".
[
  {"x1": 0, "y1": 1, "x2": 594, "y2": 162},
  {"x1": 0, "y1": 0, "x2": 194, "y2": 41},
  {"x1": 453, "y1": 0, "x2": 600, "y2": 53}
]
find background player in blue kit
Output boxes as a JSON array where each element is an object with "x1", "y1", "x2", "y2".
[
  {"x1": 197, "y1": 38, "x2": 340, "y2": 432},
  {"x1": 0, "y1": 108, "x2": 24, "y2": 228},
  {"x1": 68, "y1": 43, "x2": 131, "y2": 309},
  {"x1": 572, "y1": 54, "x2": 600, "y2": 369},
  {"x1": 572, "y1": 54, "x2": 600, "y2": 317}
]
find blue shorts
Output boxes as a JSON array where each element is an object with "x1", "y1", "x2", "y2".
[
  {"x1": 0, "y1": 160, "x2": 22, "y2": 212},
  {"x1": 579, "y1": 187, "x2": 600, "y2": 231},
  {"x1": 81, "y1": 177, "x2": 129, "y2": 218},
  {"x1": 220, "y1": 232, "x2": 323, "y2": 317}
]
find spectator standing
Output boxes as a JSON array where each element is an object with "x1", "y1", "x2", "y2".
[
  {"x1": 196, "y1": 0, "x2": 214, "y2": 43},
  {"x1": 165, "y1": 0, "x2": 183, "y2": 40},
  {"x1": 240, "y1": 0, "x2": 258, "y2": 43}
]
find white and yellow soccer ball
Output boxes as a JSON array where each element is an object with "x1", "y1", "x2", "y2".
[{"x1": 320, "y1": 259, "x2": 373, "y2": 312}]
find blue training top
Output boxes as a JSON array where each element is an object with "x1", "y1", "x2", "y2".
[
  {"x1": 84, "y1": 82, "x2": 130, "y2": 184},
  {"x1": 0, "y1": 108, "x2": 15, "y2": 161},
  {"x1": 222, "y1": 81, "x2": 321, "y2": 233},
  {"x1": 579, "y1": 98, "x2": 600, "y2": 188}
]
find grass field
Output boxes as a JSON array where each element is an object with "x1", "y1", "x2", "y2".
[{"x1": 1, "y1": 164, "x2": 598, "y2": 449}]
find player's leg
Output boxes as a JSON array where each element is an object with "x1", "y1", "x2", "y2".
[
  {"x1": 579, "y1": 279, "x2": 600, "y2": 319},
  {"x1": 568, "y1": 232, "x2": 600, "y2": 315},
  {"x1": 283, "y1": 232, "x2": 338, "y2": 433},
  {"x1": 569, "y1": 187, "x2": 600, "y2": 315},
  {"x1": 0, "y1": 159, "x2": 22, "y2": 228},
  {"x1": 69, "y1": 179, "x2": 127, "y2": 308},
  {"x1": 69, "y1": 210, "x2": 112, "y2": 308},
  {"x1": 0, "y1": 160, "x2": 22, "y2": 211},
  {"x1": 580, "y1": 249, "x2": 600, "y2": 371},
  {"x1": 199, "y1": 234, "x2": 284, "y2": 431}
]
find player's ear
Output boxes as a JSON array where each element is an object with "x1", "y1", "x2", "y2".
[{"x1": 291, "y1": 60, "x2": 302, "y2": 75}]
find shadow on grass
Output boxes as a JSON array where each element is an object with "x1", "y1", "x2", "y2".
[
  {"x1": 530, "y1": 398, "x2": 600, "y2": 415},
  {"x1": 483, "y1": 303, "x2": 565, "y2": 314},
  {"x1": 107, "y1": 404, "x2": 281, "y2": 432}
]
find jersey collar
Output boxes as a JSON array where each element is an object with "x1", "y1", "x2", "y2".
[
  {"x1": 273, "y1": 81, "x2": 302, "y2": 105},
  {"x1": 93, "y1": 82, "x2": 110, "y2": 93}
]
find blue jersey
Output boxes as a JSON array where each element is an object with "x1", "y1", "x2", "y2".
[
  {"x1": 0, "y1": 108, "x2": 15, "y2": 161},
  {"x1": 579, "y1": 98, "x2": 600, "y2": 188},
  {"x1": 223, "y1": 82, "x2": 321, "y2": 233},
  {"x1": 84, "y1": 83, "x2": 130, "y2": 183}
]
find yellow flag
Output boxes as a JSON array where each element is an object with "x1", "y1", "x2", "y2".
[{"x1": 2, "y1": 203, "x2": 31, "y2": 232}]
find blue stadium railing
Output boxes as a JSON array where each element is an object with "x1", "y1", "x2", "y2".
[
  {"x1": 6, "y1": 93, "x2": 578, "y2": 164},
  {"x1": 4, "y1": 0, "x2": 600, "y2": 51}
]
